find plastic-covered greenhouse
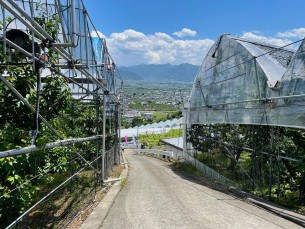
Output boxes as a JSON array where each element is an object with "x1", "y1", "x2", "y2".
[
  {"x1": 187, "y1": 34, "x2": 305, "y2": 128},
  {"x1": 184, "y1": 34, "x2": 305, "y2": 214}
]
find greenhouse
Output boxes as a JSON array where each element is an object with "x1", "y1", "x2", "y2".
[
  {"x1": 121, "y1": 118, "x2": 183, "y2": 137},
  {"x1": 188, "y1": 34, "x2": 305, "y2": 128},
  {"x1": 184, "y1": 34, "x2": 305, "y2": 213}
]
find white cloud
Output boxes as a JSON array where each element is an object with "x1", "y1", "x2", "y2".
[
  {"x1": 101, "y1": 29, "x2": 213, "y2": 66},
  {"x1": 173, "y1": 28, "x2": 197, "y2": 38},
  {"x1": 154, "y1": 32, "x2": 173, "y2": 41},
  {"x1": 249, "y1": 30, "x2": 263, "y2": 34},
  {"x1": 91, "y1": 30, "x2": 105, "y2": 38},
  {"x1": 145, "y1": 51, "x2": 161, "y2": 64},
  {"x1": 277, "y1": 28, "x2": 305, "y2": 39},
  {"x1": 94, "y1": 28, "x2": 302, "y2": 67},
  {"x1": 110, "y1": 29, "x2": 145, "y2": 41},
  {"x1": 241, "y1": 32, "x2": 292, "y2": 47}
]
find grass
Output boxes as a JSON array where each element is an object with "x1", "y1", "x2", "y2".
[
  {"x1": 172, "y1": 161, "x2": 203, "y2": 177},
  {"x1": 193, "y1": 151, "x2": 305, "y2": 214},
  {"x1": 129, "y1": 103, "x2": 175, "y2": 111},
  {"x1": 107, "y1": 165, "x2": 124, "y2": 179},
  {"x1": 153, "y1": 111, "x2": 167, "y2": 121},
  {"x1": 121, "y1": 178, "x2": 128, "y2": 188}
]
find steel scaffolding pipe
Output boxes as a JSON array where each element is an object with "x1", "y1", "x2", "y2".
[
  {"x1": 102, "y1": 93, "x2": 106, "y2": 181},
  {"x1": 0, "y1": 135, "x2": 103, "y2": 159},
  {"x1": 2, "y1": 5, "x2": 6, "y2": 53},
  {"x1": 79, "y1": 68, "x2": 118, "y2": 103},
  {"x1": 117, "y1": 103, "x2": 122, "y2": 163},
  {"x1": 49, "y1": 68, "x2": 101, "y2": 100},
  {"x1": 1, "y1": 1, "x2": 118, "y2": 104},
  {"x1": 0, "y1": 1, "x2": 121, "y2": 227},
  {"x1": 50, "y1": 46, "x2": 117, "y2": 104},
  {"x1": 70, "y1": 0, "x2": 77, "y2": 47},
  {"x1": 0, "y1": 0, "x2": 48, "y2": 40},
  {"x1": 0, "y1": 36, "x2": 40, "y2": 62},
  {"x1": 6, "y1": 0, "x2": 55, "y2": 41}
]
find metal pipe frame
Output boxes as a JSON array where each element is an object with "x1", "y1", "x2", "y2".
[
  {"x1": 50, "y1": 43, "x2": 75, "y2": 48},
  {"x1": 0, "y1": 36, "x2": 105, "y2": 108},
  {"x1": 1, "y1": 0, "x2": 115, "y2": 101},
  {"x1": 79, "y1": 68, "x2": 118, "y2": 102},
  {"x1": 54, "y1": 0, "x2": 68, "y2": 44},
  {"x1": 70, "y1": 0, "x2": 77, "y2": 47},
  {"x1": 117, "y1": 104, "x2": 122, "y2": 163},
  {"x1": 2, "y1": 5, "x2": 6, "y2": 53},
  {"x1": 0, "y1": 0, "x2": 122, "y2": 177},
  {"x1": 95, "y1": 96, "x2": 100, "y2": 170},
  {"x1": 50, "y1": 68, "x2": 101, "y2": 100},
  {"x1": 0, "y1": 1, "x2": 122, "y2": 227},
  {"x1": 3, "y1": 1, "x2": 119, "y2": 103},
  {"x1": 102, "y1": 93, "x2": 106, "y2": 181},
  {"x1": 190, "y1": 92, "x2": 305, "y2": 110},
  {"x1": 83, "y1": 7, "x2": 89, "y2": 68},
  {"x1": 0, "y1": 36, "x2": 40, "y2": 62},
  {"x1": 52, "y1": 63, "x2": 87, "y2": 68},
  {"x1": 51, "y1": 42, "x2": 117, "y2": 104},
  {"x1": 0, "y1": 135, "x2": 102, "y2": 158},
  {"x1": 1, "y1": 0, "x2": 51, "y2": 40},
  {"x1": 31, "y1": 66, "x2": 41, "y2": 145}
]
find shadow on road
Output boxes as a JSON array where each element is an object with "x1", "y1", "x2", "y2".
[
  {"x1": 166, "y1": 162, "x2": 305, "y2": 228},
  {"x1": 166, "y1": 163, "x2": 239, "y2": 198}
]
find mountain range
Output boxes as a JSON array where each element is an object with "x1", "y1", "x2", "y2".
[{"x1": 119, "y1": 63, "x2": 200, "y2": 82}]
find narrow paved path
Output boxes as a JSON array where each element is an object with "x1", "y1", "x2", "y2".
[{"x1": 101, "y1": 150, "x2": 302, "y2": 229}]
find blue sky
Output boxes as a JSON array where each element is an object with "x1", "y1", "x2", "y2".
[{"x1": 85, "y1": 0, "x2": 305, "y2": 66}]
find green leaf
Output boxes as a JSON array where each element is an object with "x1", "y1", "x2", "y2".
[{"x1": 7, "y1": 176, "x2": 15, "y2": 184}]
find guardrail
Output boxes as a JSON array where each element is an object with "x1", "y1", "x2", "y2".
[
  {"x1": 121, "y1": 143, "x2": 138, "y2": 149},
  {"x1": 132, "y1": 149, "x2": 178, "y2": 160}
]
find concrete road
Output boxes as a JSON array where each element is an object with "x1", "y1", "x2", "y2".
[{"x1": 101, "y1": 150, "x2": 302, "y2": 229}]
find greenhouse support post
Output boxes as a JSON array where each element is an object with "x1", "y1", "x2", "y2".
[
  {"x1": 118, "y1": 103, "x2": 122, "y2": 163},
  {"x1": 95, "y1": 96, "x2": 100, "y2": 170},
  {"x1": 2, "y1": 5, "x2": 6, "y2": 53},
  {"x1": 102, "y1": 93, "x2": 106, "y2": 181}
]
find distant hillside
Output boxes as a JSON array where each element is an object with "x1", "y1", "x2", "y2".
[
  {"x1": 120, "y1": 63, "x2": 199, "y2": 82},
  {"x1": 118, "y1": 69, "x2": 143, "y2": 80}
]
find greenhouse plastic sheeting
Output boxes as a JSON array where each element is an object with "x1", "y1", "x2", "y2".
[{"x1": 188, "y1": 34, "x2": 305, "y2": 128}]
